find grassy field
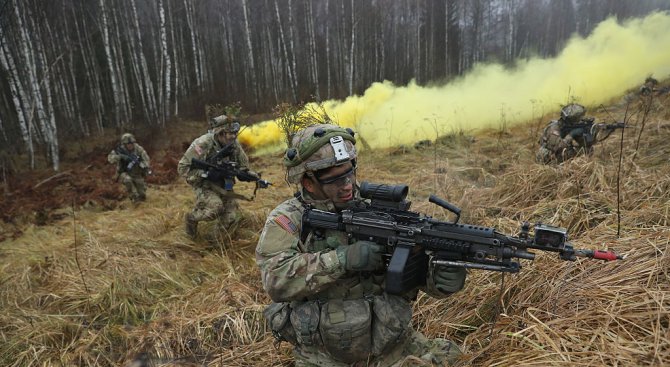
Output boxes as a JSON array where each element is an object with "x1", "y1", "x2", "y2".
[{"x1": 1, "y1": 92, "x2": 669, "y2": 366}]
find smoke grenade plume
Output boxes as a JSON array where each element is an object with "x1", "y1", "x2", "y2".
[{"x1": 239, "y1": 12, "x2": 670, "y2": 153}]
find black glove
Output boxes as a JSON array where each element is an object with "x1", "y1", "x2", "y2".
[
  {"x1": 433, "y1": 266, "x2": 466, "y2": 294},
  {"x1": 336, "y1": 241, "x2": 385, "y2": 272},
  {"x1": 257, "y1": 179, "x2": 271, "y2": 189}
]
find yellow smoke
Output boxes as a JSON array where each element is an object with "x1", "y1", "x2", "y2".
[{"x1": 239, "y1": 12, "x2": 670, "y2": 152}]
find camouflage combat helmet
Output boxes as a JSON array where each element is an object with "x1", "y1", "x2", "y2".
[
  {"x1": 121, "y1": 133, "x2": 136, "y2": 144},
  {"x1": 210, "y1": 115, "x2": 241, "y2": 135},
  {"x1": 560, "y1": 103, "x2": 586, "y2": 123},
  {"x1": 284, "y1": 124, "x2": 357, "y2": 184}
]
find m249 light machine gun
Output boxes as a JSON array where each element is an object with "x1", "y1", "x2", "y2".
[{"x1": 303, "y1": 182, "x2": 623, "y2": 295}]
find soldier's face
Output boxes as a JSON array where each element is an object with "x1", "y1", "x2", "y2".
[
  {"x1": 303, "y1": 162, "x2": 356, "y2": 208},
  {"x1": 125, "y1": 143, "x2": 135, "y2": 151},
  {"x1": 217, "y1": 131, "x2": 237, "y2": 145}
]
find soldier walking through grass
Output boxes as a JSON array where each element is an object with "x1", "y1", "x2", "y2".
[
  {"x1": 257, "y1": 122, "x2": 466, "y2": 366},
  {"x1": 178, "y1": 115, "x2": 260, "y2": 239},
  {"x1": 107, "y1": 133, "x2": 151, "y2": 202}
]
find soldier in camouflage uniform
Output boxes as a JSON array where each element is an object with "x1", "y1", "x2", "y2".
[
  {"x1": 536, "y1": 103, "x2": 604, "y2": 164},
  {"x1": 257, "y1": 124, "x2": 467, "y2": 366},
  {"x1": 639, "y1": 76, "x2": 659, "y2": 96},
  {"x1": 178, "y1": 115, "x2": 258, "y2": 239},
  {"x1": 107, "y1": 133, "x2": 151, "y2": 202}
]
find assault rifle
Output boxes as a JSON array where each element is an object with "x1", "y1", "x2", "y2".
[
  {"x1": 303, "y1": 182, "x2": 623, "y2": 295},
  {"x1": 560, "y1": 119, "x2": 626, "y2": 148},
  {"x1": 115, "y1": 146, "x2": 150, "y2": 174},
  {"x1": 191, "y1": 158, "x2": 271, "y2": 193}
]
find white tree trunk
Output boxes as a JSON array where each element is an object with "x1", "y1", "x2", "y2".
[
  {"x1": 98, "y1": 0, "x2": 122, "y2": 126},
  {"x1": 29, "y1": 9, "x2": 60, "y2": 170},
  {"x1": 306, "y1": 0, "x2": 319, "y2": 99},
  {"x1": 0, "y1": 30, "x2": 34, "y2": 168},
  {"x1": 110, "y1": 6, "x2": 131, "y2": 124},
  {"x1": 184, "y1": 0, "x2": 203, "y2": 92},
  {"x1": 241, "y1": 0, "x2": 258, "y2": 106},
  {"x1": 75, "y1": 11, "x2": 104, "y2": 133},
  {"x1": 14, "y1": 0, "x2": 58, "y2": 170},
  {"x1": 158, "y1": 0, "x2": 172, "y2": 125},
  {"x1": 348, "y1": 0, "x2": 355, "y2": 96},
  {"x1": 274, "y1": 0, "x2": 297, "y2": 102}
]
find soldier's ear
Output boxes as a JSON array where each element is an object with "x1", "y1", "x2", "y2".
[{"x1": 302, "y1": 175, "x2": 317, "y2": 194}]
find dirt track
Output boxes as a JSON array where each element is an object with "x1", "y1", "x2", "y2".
[{"x1": 0, "y1": 139, "x2": 184, "y2": 242}]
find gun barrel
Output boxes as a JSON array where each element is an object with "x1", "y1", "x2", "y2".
[
  {"x1": 433, "y1": 259, "x2": 521, "y2": 272},
  {"x1": 574, "y1": 249, "x2": 623, "y2": 261}
]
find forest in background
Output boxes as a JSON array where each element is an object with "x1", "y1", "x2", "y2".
[{"x1": 1, "y1": 0, "x2": 670, "y2": 171}]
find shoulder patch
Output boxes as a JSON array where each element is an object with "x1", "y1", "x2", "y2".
[
  {"x1": 194, "y1": 144, "x2": 204, "y2": 157},
  {"x1": 274, "y1": 214, "x2": 298, "y2": 234}
]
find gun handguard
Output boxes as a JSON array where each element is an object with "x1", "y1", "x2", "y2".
[
  {"x1": 190, "y1": 158, "x2": 271, "y2": 190},
  {"x1": 302, "y1": 181, "x2": 623, "y2": 295}
]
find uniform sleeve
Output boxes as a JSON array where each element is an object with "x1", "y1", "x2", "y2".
[
  {"x1": 177, "y1": 138, "x2": 206, "y2": 186},
  {"x1": 234, "y1": 142, "x2": 250, "y2": 171},
  {"x1": 256, "y1": 208, "x2": 346, "y2": 302},
  {"x1": 107, "y1": 149, "x2": 120, "y2": 164},
  {"x1": 137, "y1": 145, "x2": 150, "y2": 166}
]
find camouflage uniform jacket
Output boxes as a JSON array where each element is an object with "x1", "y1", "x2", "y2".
[
  {"x1": 540, "y1": 120, "x2": 571, "y2": 154},
  {"x1": 177, "y1": 133, "x2": 250, "y2": 188},
  {"x1": 256, "y1": 189, "x2": 452, "y2": 362},
  {"x1": 107, "y1": 144, "x2": 150, "y2": 178}
]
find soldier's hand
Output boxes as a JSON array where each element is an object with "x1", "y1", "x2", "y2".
[
  {"x1": 433, "y1": 266, "x2": 466, "y2": 294},
  {"x1": 337, "y1": 241, "x2": 385, "y2": 272},
  {"x1": 562, "y1": 136, "x2": 578, "y2": 149}
]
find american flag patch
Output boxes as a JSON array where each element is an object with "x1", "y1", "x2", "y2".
[
  {"x1": 274, "y1": 214, "x2": 298, "y2": 234},
  {"x1": 194, "y1": 144, "x2": 204, "y2": 156}
]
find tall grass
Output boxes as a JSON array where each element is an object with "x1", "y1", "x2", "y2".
[{"x1": 1, "y1": 93, "x2": 669, "y2": 366}]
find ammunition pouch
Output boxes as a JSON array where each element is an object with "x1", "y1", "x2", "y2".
[
  {"x1": 263, "y1": 302, "x2": 298, "y2": 345},
  {"x1": 263, "y1": 293, "x2": 411, "y2": 364},
  {"x1": 290, "y1": 301, "x2": 322, "y2": 347},
  {"x1": 319, "y1": 298, "x2": 372, "y2": 363},
  {"x1": 371, "y1": 293, "x2": 412, "y2": 355}
]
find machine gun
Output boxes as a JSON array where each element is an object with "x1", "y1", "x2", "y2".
[
  {"x1": 303, "y1": 181, "x2": 622, "y2": 295},
  {"x1": 560, "y1": 119, "x2": 626, "y2": 148},
  {"x1": 190, "y1": 158, "x2": 271, "y2": 194}
]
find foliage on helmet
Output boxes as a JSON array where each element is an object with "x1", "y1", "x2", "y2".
[
  {"x1": 121, "y1": 133, "x2": 136, "y2": 144},
  {"x1": 645, "y1": 76, "x2": 658, "y2": 86},
  {"x1": 276, "y1": 103, "x2": 356, "y2": 184},
  {"x1": 209, "y1": 115, "x2": 240, "y2": 134},
  {"x1": 206, "y1": 102, "x2": 242, "y2": 123},
  {"x1": 560, "y1": 103, "x2": 586, "y2": 123}
]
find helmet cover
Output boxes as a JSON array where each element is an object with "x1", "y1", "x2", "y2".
[{"x1": 284, "y1": 124, "x2": 356, "y2": 184}]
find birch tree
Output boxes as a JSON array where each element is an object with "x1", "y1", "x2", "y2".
[
  {"x1": 13, "y1": 0, "x2": 59, "y2": 170},
  {"x1": 158, "y1": 0, "x2": 172, "y2": 125},
  {"x1": 241, "y1": 0, "x2": 259, "y2": 107},
  {"x1": 0, "y1": 26, "x2": 35, "y2": 168}
]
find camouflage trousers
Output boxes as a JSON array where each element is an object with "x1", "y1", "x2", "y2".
[
  {"x1": 189, "y1": 185, "x2": 240, "y2": 231},
  {"x1": 294, "y1": 330, "x2": 462, "y2": 367},
  {"x1": 536, "y1": 145, "x2": 581, "y2": 164},
  {"x1": 119, "y1": 172, "x2": 147, "y2": 201}
]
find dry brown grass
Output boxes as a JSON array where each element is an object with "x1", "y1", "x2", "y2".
[{"x1": 1, "y1": 93, "x2": 669, "y2": 366}]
